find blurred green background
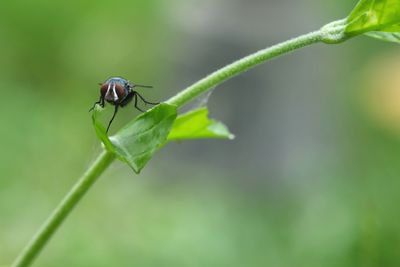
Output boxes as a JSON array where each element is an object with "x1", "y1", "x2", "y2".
[{"x1": 2, "y1": 0, "x2": 400, "y2": 266}]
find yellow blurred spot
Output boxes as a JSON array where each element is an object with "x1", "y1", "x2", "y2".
[{"x1": 361, "y1": 50, "x2": 400, "y2": 135}]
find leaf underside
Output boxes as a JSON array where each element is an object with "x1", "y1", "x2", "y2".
[{"x1": 365, "y1": 31, "x2": 400, "y2": 43}]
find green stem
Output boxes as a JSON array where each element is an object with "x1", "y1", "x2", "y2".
[
  {"x1": 166, "y1": 19, "x2": 348, "y2": 108},
  {"x1": 11, "y1": 19, "x2": 348, "y2": 267},
  {"x1": 166, "y1": 31, "x2": 322, "y2": 107},
  {"x1": 11, "y1": 150, "x2": 115, "y2": 267}
]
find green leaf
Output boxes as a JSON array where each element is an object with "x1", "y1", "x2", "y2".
[
  {"x1": 365, "y1": 31, "x2": 400, "y2": 43},
  {"x1": 167, "y1": 107, "x2": 234, "y2": 141},
  {"x1": 91, "y1": 105, "x2": 116, "y2": 154},
  {"x1": 92, "y1": 103, "x2": 177, "y2": 173},
  {"x1": 92, "y1": 105, "x2": 233, "y2": 173},
  {"x1": 346, "y1": 0, "x2": 400, "y2": 35}
]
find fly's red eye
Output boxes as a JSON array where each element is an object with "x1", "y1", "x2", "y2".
[
  {"x1": 114, "y1": 83, "x2": 126, "y2": 99},
  {"x1": 100, "y1": 83, "x2": 108, "y2": 97}
]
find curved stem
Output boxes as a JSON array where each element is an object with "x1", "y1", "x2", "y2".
[
  {"x1": 11, "y1": 150, "x2": 115, "y2": 267},
  {"x1": 166, "y1": 30, "x2": 323, "y2": 108},
  {"x1": 11, "y1": 19, "x2": 348, "y2": 267}
]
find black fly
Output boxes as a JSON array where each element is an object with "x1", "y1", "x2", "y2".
[{"x1": 89, "y1": 77, "x2": 159, "y2": 133}]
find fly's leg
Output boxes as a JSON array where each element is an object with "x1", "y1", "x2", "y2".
[
  {"x1": 133, "y1": 93, "x2": 145, "y2": 112},
  {"x1": 135, "y1": 92, "x2": 159, "y2": 106},
  {"x1": 106, "y1": 105, "x2": 119, "y2": 133},
  {"x1": 89, "y1": 96, "x2": 105, "y2": 112}
]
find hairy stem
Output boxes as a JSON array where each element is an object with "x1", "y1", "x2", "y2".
[
  {"x1": 11, "y1": 150, "x2": 115, "y2": 267},
  {"x1": 166, "y1": 19, "x2": 347, "y2": 108},
  {"x1": 166, "y1": 31, "x2": 322, "y2": 107}
]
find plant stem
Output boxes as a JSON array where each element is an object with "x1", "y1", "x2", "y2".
[
  {"x1": 11, "y1": 150, "x2": 115, "y2": 267},
  {"x1": 166, "y1": 19, "x2": 348, "y2": 108},
  {"x1": 11, "y1": 19, "x2": 348, "y2": 267},
  {"x1": 166, "y1": 30, "x2": 323, "y2": 108}
]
